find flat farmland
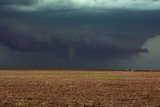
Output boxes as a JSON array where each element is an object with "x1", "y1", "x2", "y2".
[{"x1": 0, "y1": 70, "x2": 160, "y2": 107}]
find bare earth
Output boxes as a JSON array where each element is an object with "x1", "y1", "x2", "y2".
[{"x1": 0, "y1": 70, "x2": 160, "y2": 107}]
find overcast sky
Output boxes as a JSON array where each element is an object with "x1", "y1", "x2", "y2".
[{"x1": 0, "y1": 0, "x2": 160, "y2": 70}]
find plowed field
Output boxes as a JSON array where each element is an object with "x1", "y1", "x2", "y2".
[{"x1": 0, "y1": 70, "x2": 160, "y2": 107}]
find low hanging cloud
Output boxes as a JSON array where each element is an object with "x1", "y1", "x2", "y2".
[{"x1": 1, "y1": 9, "x2": 160, "y2": 61}]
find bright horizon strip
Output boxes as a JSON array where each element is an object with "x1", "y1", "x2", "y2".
[{"x1": 7, "y1": 0, "x2": 160, "y2": 11}]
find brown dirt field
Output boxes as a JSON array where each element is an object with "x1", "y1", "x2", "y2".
[{"x1": 0, "y1": 70, "x2": 160, "y2": 107}]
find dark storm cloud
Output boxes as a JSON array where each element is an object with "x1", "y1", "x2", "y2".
[
  {"x1": 0, "y1": 0, "x2": 34, "y2": 6},
  {"x1": 0, "y1": 0, "x2": 160, "y2": 68},
  {"x1": 0, "y1": 0, "x2": 36, "y2": 12},
  {"x1": 1, "y1": 10, "x2": 160, "y2": 61}
]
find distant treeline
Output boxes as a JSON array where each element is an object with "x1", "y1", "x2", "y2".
[{"x1": 0, "y1": 67, "x2": 159, "y2": 72}]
